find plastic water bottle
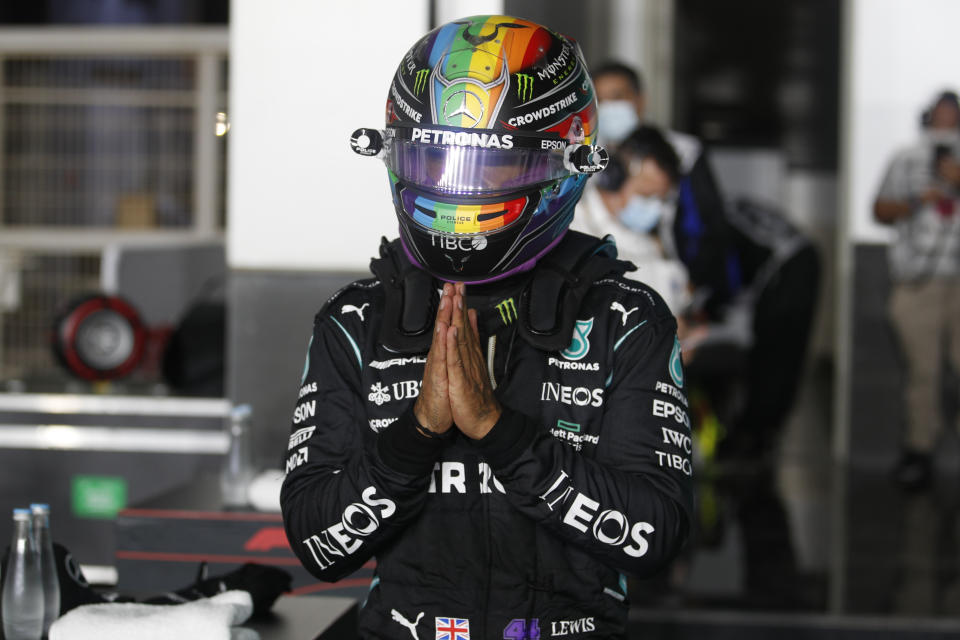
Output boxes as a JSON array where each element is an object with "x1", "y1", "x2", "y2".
[
  {"x1": 2, "y1": 509, "x2": 43, "y2": 640},
  {"x1": 221, "y1": 404, "x2": 253, "y2": 508},
  {"x1": 30, "y1": 504, "x2": 60, "y2": 638}
]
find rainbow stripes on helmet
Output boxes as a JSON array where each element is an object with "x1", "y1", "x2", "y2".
[{"x1": 378, "y1": 15, "x2": 603, "y2": 283}]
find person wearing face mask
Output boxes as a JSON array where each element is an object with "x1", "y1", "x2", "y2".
[
  {"x1": 572, "y1": 125, "x2": 692, "y2": 316},
  {"x1": 874, "y1": 90, "x2": 960, "y2": 490},
  {"x1": 592, "y1": 62, "x2": 644, "y2": 152},
  {"x1": 592, "y1": 61, "x2": 733, "y2": 322},
  {"x1": 590, "y1": 62, "x2": 820, "y2": 473}
]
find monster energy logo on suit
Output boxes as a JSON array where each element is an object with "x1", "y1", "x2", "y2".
[
  {"x1": 414, "y1": 69, "x2": 429, "y2": 95},
  {"x1": 515, "y1": 73, "x2": 534, "y2": 102},
  {"x1": 495, "y1": 298, "x2": 517, "y2": 325}
]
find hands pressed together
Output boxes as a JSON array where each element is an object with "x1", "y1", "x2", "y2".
[{"x1": 413, "y1": 282, "x2": 502, "y2": 440}]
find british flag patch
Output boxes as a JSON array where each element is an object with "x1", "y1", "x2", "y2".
[{"x1": 435, "y1": 616, "x2": 470, "y2": 640}]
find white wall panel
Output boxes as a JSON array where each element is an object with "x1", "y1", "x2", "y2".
[
  {"x1": 229, "y1": 0, "x2": 429, "y2": 269},
  {"x1": 435, "y1": 0, "x2": 504, "y2": 27},
  {"x1": 844, "y1": 0, "x2": 960, "y2": 243}
]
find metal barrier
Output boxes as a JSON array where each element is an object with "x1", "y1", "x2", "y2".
[{"x1": 0, "y1": 392, "x2": 231, "y2": 453}]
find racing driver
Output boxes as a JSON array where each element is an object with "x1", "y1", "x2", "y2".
[{"x1": 281, "y1": 15, "x2": 693, "y2": 639}]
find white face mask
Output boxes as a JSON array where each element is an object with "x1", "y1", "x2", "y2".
[
  {"x1": 927, "y1": 128, "x2": 960, "y2": 146},
  {"x1": 597, "y1": 100, "x2": 640, "y2": 147},
  {"x1": 619, "y1": 195, "x2": 668, "y2": 233}
]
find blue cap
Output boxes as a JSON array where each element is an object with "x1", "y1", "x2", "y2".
[
  {"x1": 13, "y1": 508, "x2": 30, "y2": 519},
  {"x1": 30, "y1": 503, "x2": 50, "y2": 512}
]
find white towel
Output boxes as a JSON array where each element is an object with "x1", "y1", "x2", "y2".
[
  {"x1": 247, "y1": 469, "x2": 284, "y2": 512},
  {"x1": 49, "y1": 590, "x2": 259, "y2": 640}
]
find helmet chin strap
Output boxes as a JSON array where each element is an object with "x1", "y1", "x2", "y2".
[
  {"x1": 461, "y1": 232, "x2": 567, "y2": 285},
  {"x1": 373, "y1": 232, "x2": 634, "y2": 354},
  {"x1": 370, "y1": 236, "x2": 438, "y2": 354},
  {"x1": 397, "y1": 229, "x2": 569, "y2": 286},
  {"x1": 515, "y1": 231, "x2": 632, "y2": 351}
]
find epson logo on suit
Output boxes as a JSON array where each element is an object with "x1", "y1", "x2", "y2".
[
  {"x1": 293, "y1": 401, "x2": 316, "y2": 424},
  {"x1": 652, "y1": 398, "x2": 690, "y2": 429}
]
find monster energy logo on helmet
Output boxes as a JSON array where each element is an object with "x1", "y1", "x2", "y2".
[
  {"x1": 515, "y1": 73, "x2": 534, "y2": 102},
  {"x1": 495, "y1": 298, "x2": 517, "y2": 325},
  {"x1": 413, "y1": 69, "x2": 429, "y2": 96}
]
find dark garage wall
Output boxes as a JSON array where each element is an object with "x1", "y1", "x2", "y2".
[
  {"x1": 849, "y1": 244, "x2": 960, "y2": 470},
  {"x1": 228, "y1": 269, "x2": 365, "y2": 470}
]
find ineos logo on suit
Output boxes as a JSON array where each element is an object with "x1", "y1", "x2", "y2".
[{"x1": 302, "y1": 486, "x2": 396, "y2": 571}]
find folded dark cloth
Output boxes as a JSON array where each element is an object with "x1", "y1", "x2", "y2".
[{"x1": 2, "y1": 544, "x2": 291, "y2": 619}]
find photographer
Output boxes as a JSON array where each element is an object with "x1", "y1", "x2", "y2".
[{"x1": 874, "y1": 90, "x2": 960, "y2": 490}]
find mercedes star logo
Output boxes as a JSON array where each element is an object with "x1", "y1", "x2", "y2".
[{"x1": 443, "y1": 89, "x2": 484, "y2": 128}]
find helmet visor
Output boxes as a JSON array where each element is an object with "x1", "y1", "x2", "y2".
[{"x1": 384, "y1": 126, "x2": 571, "y2": 196}]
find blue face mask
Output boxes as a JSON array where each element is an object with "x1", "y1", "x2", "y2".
[
  {"x1": 619, "y1": 195, "x2": 666, "y2": 233},
  {"x1": 597, "y1": 100, "x2": 640, "y2": 147}
]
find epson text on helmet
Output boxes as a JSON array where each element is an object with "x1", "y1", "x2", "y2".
[{"x1": 410, "y1": 128, "x2": 513, "y2": 149}]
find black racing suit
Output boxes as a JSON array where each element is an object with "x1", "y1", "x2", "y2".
[{"x1": 280, "y1": 233, "x2": 693, "y2": 639}]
